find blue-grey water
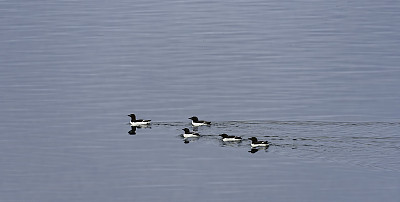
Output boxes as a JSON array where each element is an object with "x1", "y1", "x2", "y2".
[{"x1": 1, "y1": 0, "x2": 400, "y2": 201}]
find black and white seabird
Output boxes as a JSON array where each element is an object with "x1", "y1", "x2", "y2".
[
  {"x1": 248, "y1": 137, "x2": 269, "y2": 147},
  {"x1": 219, "y1": 134, "x2": 242, "y2": 142},
  {"x1": 189, "y1": 116, "x2": 211, "y2": 126},
  {"x1": 182, "y1": 128, "x2": 200, "y2": 138},
  {"x1": 128, "y1": 114, "x2": 151, "y2": 126}
]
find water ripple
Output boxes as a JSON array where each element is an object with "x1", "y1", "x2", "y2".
[{"x1": 131, "y1": 120, "x2": 400, "y2": 171}]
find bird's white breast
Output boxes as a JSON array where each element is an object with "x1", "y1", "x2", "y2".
[
  {"x1": 183, "y1": 133, "x2": 199, "y2": 138},
  {"x1": 130, "y1": 121, "x2": 150, "y2": 126},
  {"x1": 251, "y1": 143, "x2": 268, "y2": 147},
  {"x1": 222, "y1": 138, "x2": 241, "y2": 142},
  {"x1": 192, "y1": 121, "x2": 207, "y2": 126}
]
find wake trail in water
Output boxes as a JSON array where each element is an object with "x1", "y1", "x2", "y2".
[{"x1": 140, "y1": 120, "x2": 400, "y2": 171}]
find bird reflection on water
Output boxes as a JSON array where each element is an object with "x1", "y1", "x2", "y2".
[
  {"x1": 127, "y1": 125, "x2": 151, "y2": 135},
  {"x1": 248, "y1": 146, "x2": 269, "y2": 154},
  {"x1": 128, "y1": 126, "x2": 136, "y2": 135}
]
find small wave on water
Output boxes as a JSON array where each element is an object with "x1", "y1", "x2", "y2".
[{"x1": 127, "y1": 120, "x2": 400, "y2": 171}]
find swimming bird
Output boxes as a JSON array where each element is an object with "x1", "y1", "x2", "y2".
[
  {"x1": 128, "y1": 114, "x2": 151, "y2": 126},
  {"x1": 182, "y1": 128, "x2": 200, "y2": 138},
  {"x1": 189, "y1": 116, "x2": 211, "y2": 126},
  {"x1": 248, "y1": 137, "x2": 269, "y2": 147},
  {"x1": 219, "y1": 134, "x2": 242, "y2": 142}
]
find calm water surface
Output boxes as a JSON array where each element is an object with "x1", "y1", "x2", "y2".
[{"x1": 1, "y1": 0, "x2": 400, "y2": 201}]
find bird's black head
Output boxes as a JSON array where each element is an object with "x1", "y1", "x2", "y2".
[
  {"x1": 248, "y1": 137, "x2": 258, "y2": 141},
  {"x1": 182, "y1": 128, "x2": 190, "y2": 133},
  {"x1": 128, "y1": 114, "x2": 137, "y2": 122},
  {"x1": 188, "y1": 116, "x2": 198, "y2": 121},
  {"x1": 219, "y1": 134, "x2": 228, "y2": 138}
]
